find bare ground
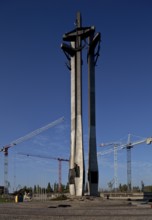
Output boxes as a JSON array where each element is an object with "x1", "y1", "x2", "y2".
[{"x1": 0, "y1": 197, "x2": 152, "y2": 220}]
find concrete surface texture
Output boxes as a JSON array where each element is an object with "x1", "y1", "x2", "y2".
[{"x1": 0, "y1": 197, "x2": 152, "y2": 220}]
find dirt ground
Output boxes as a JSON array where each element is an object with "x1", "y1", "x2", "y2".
[{"x1": 0, "y1": 197, "x2": 152, "y2": 220}]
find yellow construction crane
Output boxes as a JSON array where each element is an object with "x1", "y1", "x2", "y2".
[{"x1": 0, "y1": 117, "x2": 64, "y2": 194}]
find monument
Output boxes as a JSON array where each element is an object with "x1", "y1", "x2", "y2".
[{"x1": 61, "y1": 12, "x2": 101, "y2": 196}]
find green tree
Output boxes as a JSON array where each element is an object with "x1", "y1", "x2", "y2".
[
  {"x1": 65, "y1": 182, "x2": 69, "y2": 192},
  {"x1": 119, "y1": 184, "x2": 128, "y2": 192},
  {"x1": 132, "y1": 186, "x2": 140, "y2": 192},
  {"x1": 53, "y1": 182, "x2": 58, "y2": 193},
  {"x1": 144, "y1": 185, "x2": 152, "y2": 192},
  {"x1": 36, "y1": 185, "x2": 41, "y2": 194},
  {"x1": 46, "y1": 182, "x2": 53, "y2": 193},
  {"x1": 34, "y1": 185, "x2": 37, "y2": 194},
  {"x1": 119, "y1": 184, "x2": 122, "y2": 192}
]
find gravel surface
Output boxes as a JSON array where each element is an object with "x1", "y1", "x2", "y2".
[{"x1": 0, "y1": 197, "x2": 152, "y2": 220}]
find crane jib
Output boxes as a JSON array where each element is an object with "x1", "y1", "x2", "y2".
[
  {"x1": 0, "y1": 117, "x2": 64, "y2": 151},
  {"x1": 0, "y1": 116, "x2": 64, "y2": 195}
]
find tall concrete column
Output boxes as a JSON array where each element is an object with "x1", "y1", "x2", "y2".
[
  {"x1": 69, "y1": 41, "x2": 76, "y2": 196},
  {"x1": 74, "y1": 12, "x2": 85, "y2": 196},
  {"x1": 88, "y1": 32, "x2": 100, "y2": 196}
]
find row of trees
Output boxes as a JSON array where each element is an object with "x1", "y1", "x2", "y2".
[
  {"x1": 13, "y1": 182, "x2": 69, "y2": 195},
  {"x1": 118, "y1": 184, "x2": 141, "y2": 192},
  {"x1": 14, "y1": 182, "x2": 152, "y2": 195},
  {"x1": 118, "y1": 182, "x2": 152, "y2": 193},
  {"x1": 33, "y1": 182, "x2": 69, "y2": 193},
  {"x1": 101, "y1": 183, "x2": 152, "y2": 193}
]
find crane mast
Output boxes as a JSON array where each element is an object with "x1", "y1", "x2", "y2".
[
  {"x1": 124, "y1": 134, "x2": 152, "y2": 192},
  {"x1": 0, "y1": 117, "x2": 64, "y2": 194},
  {"x1": 57, "y1": 158, "x2": 69, "y2": 192},
  {"x1": 99, "y1": 142, "x2": 121, "y2": 191},
  {"x1": 126, "y1": 134, "x2": 132, "y2": 192},
  {"x1": 98, "y1": 135, "x2": 152, "y2": 192}
]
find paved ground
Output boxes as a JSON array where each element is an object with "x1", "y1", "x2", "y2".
[{"x1": 0, "y1": 197, "x2": 152, "y2": 220}]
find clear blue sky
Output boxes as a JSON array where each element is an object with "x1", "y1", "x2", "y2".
[{"x1": 0, "y1": 0, "x2": 152, "y2": 192}]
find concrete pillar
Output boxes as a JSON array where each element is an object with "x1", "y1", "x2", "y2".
[
  {"x1": 87, "y1": 33, "x2": 99, "y2": 196},
  {"x1": 69, "y1": 41, "x2": 76, "y2": 196},
  {"x1": 74, "y1": 12, "x2": 85, "y2": 196}
]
